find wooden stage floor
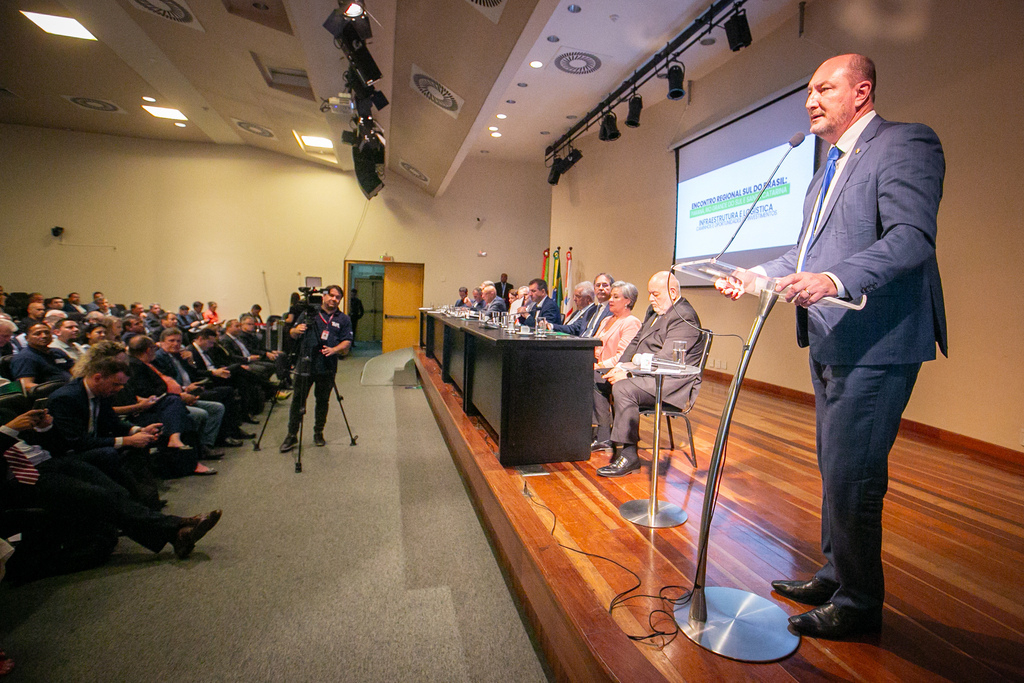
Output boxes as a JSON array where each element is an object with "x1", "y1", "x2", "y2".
[{"x1": 414, "y1": 350, "x2": 1024, "y2": 682}]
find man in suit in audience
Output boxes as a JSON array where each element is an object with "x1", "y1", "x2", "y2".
[
  {"x1": 1, "y1": 408, "x2": 221, "y2": 559},
  {"x1": 593, "y1": 272, "x2": 704, "y2": 476},
  {"x1": 64, "y1": 292, "x2": 88, "y2": 318},
  {"x1": 121, "y1": 315, "x2": 146, "y2": 343},
  {"x1": 481, "y1": 285, "x2": 507, "y2": 314},
  {"x1": 517, "y1": 279, "x2": 560, "y2": 328},
  {"x1": 553, "y1": 281, "x2": 596, "y2": 334},
  {"x1": 84, "y1": 292, "x2": 105, "y2": 313},
  {"x1": 143, "y1": 304, "x2": 164, "y2": 336},
  {"x1": 495, "y1": 274, "x2": 514, "y2": 301},
  {"x1": 716, "y1": 54, "x2": 946, "y2": 640},
  {"x1": 190, "y1": 328, "x2": 264, "y2": 421}
]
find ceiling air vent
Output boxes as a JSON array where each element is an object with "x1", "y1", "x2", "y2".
[
  {"x1": 129, "y1": 0, "x2": 205, "y2": 32},
  {"x1": 553, "y1": 50, "x2": 603, "y2": 75},
  {"x1": 399, "y1": 161, "x2": 429, "y2": 184},
  {"x1": 232, "y1": 119, "x2": 276, "y2": 139},
  {"x1": 62, "y1": 96, "x2": 125, "y2": 113},
  {"x1": 464, "y1": 0, "x2": 506, "y2": 24},
  {"x1": 410, "y1": 65, "x2": 464, "y2": 120}
]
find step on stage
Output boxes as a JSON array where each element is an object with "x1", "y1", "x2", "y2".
[{"x1": 414, "y1": 349, "x2": 1024, "y2": 682}]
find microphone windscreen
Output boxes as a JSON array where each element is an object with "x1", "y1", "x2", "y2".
[{"x1": 789, "y1": 132, "x2": 806, "y2": 148}]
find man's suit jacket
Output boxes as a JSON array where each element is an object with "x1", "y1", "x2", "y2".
[
  {"x1": 495, "y1": 281, "x2": 514, "y2": 300},
  {"x1": 484, "y1": 298, "x2": 507, "y2": 314},
  {"x1": 48, "y1": 378, "x2": 132, "y2": 453},
  {"x1": 521, "y1": 297, "x2": 560, "y2": 328},
  {"x1": 619, "y1": 298, "x2": 705, "y2": 409},
  {"x1": 762, "y1": 116, "x2": 946, "y2": 366},
  {"x1": 554, "y1": 302, "x2": 611, "y2": 336}
]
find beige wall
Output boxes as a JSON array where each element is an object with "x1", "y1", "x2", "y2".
[
  {"x1": 0, "y1": 124, "x2": 550, "y2": 317},
  {"x1": 551, "y1": 0, "x2": 1024, "y2": 451}
]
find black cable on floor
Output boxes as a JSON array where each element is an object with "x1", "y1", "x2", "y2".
[{"x1": 522, "y1": 478, "x2": 693, "y2": 646}]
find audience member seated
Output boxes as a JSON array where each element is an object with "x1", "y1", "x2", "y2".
[
  {"x1": 84, "y1": 291, "x2": 105, "y2": 312},
  {"x1": 481, "y1": 285, "x2": 507, "y2": 314},
  {"x1": 1, "y1": 408, "x2": 222, "y2": 561},
  {"x1": 249, "y1": 305, "x2": 264, "y2": 326},
  {"x1": 468, "y1": 287, "x2": 485, "y2": 311},
  {"x1": 120, "y1": 315, "x2": 145, "y2": 343},
  {"x1": 49, "y1": 319, "x2": 86, "y2": 362},
  {"x1": 143, "y1": 304, "x2": 164, "y2": 335},
  {"x1": 127, "y1": 302, "x2": 145, "y2": 318},
  {"x1": 93, "y1": 298, "x2": 112, "y2": 316},
  {"x1": 44, "y1": 297, "x2": 65, "y2": 313},
  {"x1": 116, "y1": 336, "x2": 213, "y2": 475},
  {"x1": 594, "y1": 281, "x2": 642, "y2": 369},
  {"x1": 558, "y1": 272, "x2": 614, "y2": 338},
  {"x1": 553, "y1": 281, "x2": 598, "y2": 335},
  {"x1": 237, "y1": 314, "x2": 289, "y2": 390},
  {"x1": 203, "y1": 301, "x2": 220, "y2": 325},
  {"x1": 64, "y1": 292, "x2": 88, "y2": 318},
  {"x1": 0, "y1": 319, "x2": 17, "y2": 357},
  {"x1": 177, "y1": 304, "x2": 202, "y2": 332},
  {"x1": 18, "y1": 301, "x2": 45, "y2": 333},
  {"x1": 592, "y1": 272, "x2": 705, "y2": 477},
  {"x1": 517, "y1": 279, "x2": 560, "y2": 328},
  {"x1": 11, "y1": 323, "x2": 73, "y2": 392},
  {"x1": 191, "y1": 301, "x2": 205, "y2": 323},
  {"x1": 151, "y1": 311, "x2": 181, "y2": 341},
  {"x1": 453, "y1": 287, "x2": 469, "y2": 307},
  {"x1": 189, "y1": 328, "x2": 263, "y2": 422},
  {"x1": 153, "y1": 329, "x2": 250, "y2": 445},
  {"x1": 81, "y1": 322, "x2": 107, "y2": 348}
]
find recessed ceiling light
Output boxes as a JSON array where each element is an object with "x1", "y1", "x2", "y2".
[
  {"x1": 174, "y1": 122, "x2": 186, "y2": 128},
  {"x1": 142, "y1": 96, "x2": 156, "y2": 103},
  {"x1": 480, "y1": 150, "x2": 490, "y2": 154},
  {"x1": 540, "y1": 131, "x2": 550, "y2": 135},
  {"x1": 506, "y1": 100, "x2": 516, "y2": 104},
  {"x1": 529, "y1": 61, "x2": 543, "y2": 69},
  {"x1": 496, "y1": 114, "x2": 507, "y2": 119},
  {"x1": 517, "y1": 83, "x2": 528, "y2": 88},
  {"x1": 20, "y1": 11, "x2": 96, "y2": 40},
  {"x1": 566, "y1": 115, "x2": 578, "y2": 120},
  {"x1": 567, "y1": 4, "x2": 582, "y2": 13},
  {"x1": 488, "y1": 126, "x2": 498, "y2": 131},
  {"x1": 142, "y1": 105, "x2": 187, "y2": 121},
  {"x1": 300, "y1": 135, "x2": 334, "y2": 149},
  {"x1": 490, "y1": 132, "x2": 501, "y2": 138},
  {"x1": 547, "y1": 35, "x2": 560, "y2": 43}
]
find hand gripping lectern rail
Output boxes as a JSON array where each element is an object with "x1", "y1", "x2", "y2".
[{"x1": 668, "y1": 259, "x2": 865, "y2": 663}]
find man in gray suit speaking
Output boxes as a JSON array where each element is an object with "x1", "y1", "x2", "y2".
[{"x1": 717, "y1": 54, "x2": 946, "y2": 639}]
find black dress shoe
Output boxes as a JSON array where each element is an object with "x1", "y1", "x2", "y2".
[
  {"x1": 218, "y1": 437, "x2": 244, "y2": 447},
  {"x1": 591, "y1": 439, "x2": 612, "y2": 452},
  {"x1": 313, "y1": 432, "x2": 326, "y2": 447},
  {"x1": 173, "y1": 509, "x2": 222, "y2": 559},
  {"x1": 788, "y1": 602, "x2": 882, "y2": 639},
  {"x1": 597, "y1": 453, "x2": 640, "y2": 477},
  {"x1": 771, "y1": 577, "x2": 839, "y2": 606},
  {"x1": 280, "y1": 435, "x2": 298, "y2": 453}
]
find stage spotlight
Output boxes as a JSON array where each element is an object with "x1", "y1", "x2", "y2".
[
  {"x1": 599, "y1": 112, "x2": 620, "y2": 141},
  {"x1": 341, "y1": 2, "x2": 364, "y2": 18},
  {"x1": 563, "y1": 148, "x2": 582, "y2": 170},
  {"x1": 547, "y1": 148, "x2": 582, "y2": 185},
  {"x1": 625, "y1": 94, "x2": 643, "y2": 128},
  {"x1": 724, "y1": 10, "x2": 752, "y2": 51},
  {"x1": 352, "y1": 122, "x2": 385, "y2": 199},
  {"x1": 667, "y1": 63, "x2": 686, "y2": 100},
  {"x1": 548, "y1": 157, "x2": 564, "y2": 185}
]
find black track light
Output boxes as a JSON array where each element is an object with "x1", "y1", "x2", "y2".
[
  {"x1": 667, "y1": 64, "x2": 686, "y2": 100},
  {"x1": 599, "y1": 112, "x2": 620, "y2": 141},
  {"x1": 548, "y1": 148, "x2": 583, "y2": 185},
  {"x1": 724, "y1": 10, "x2": 752, "y2": 51},
  {"x1": 625, "y1": 94, "x2": 643, "y2": 128},
  {"x1": 548, "y1": 158, "x2": 563, "y2": 185}
]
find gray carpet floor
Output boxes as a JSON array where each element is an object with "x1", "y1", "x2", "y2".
[{"x1": 0, "y1": 353, "x2": 547, "y2": 682}]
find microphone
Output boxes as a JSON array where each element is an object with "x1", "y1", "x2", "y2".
[{"x1": 712, "y1": 132, "x2": 805, "y2": 260}]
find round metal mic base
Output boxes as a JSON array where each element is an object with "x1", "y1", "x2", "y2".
[
  {"x1": 618, "y1": 499, "x2": 687, "y2": 528},
  {"x1": 676, "y1": 587, "x2": 800, "y2": 662}
]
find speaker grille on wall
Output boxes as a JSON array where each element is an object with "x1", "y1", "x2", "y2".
[
  {"x1": 464, "y1": 0, "x2": 506, "y2": 24},
  {"x1": 410, "y1": 66, "x2": 464, "y2": 120},
  {"x1": 232, "y1": 119, "x2": 276, "y2": 139},
  {"x1": 129, "y1": 0, "x2": 205, "y2": 31},
  {"x1": 553, "y1": 50, "x2": 602, "y2": 75},
  {"x1": 62, "y1": 96, "x2": 125, "y2": 113},
  {"x1": 399, "y1": 161, "x2": 429, "y2": 184}
]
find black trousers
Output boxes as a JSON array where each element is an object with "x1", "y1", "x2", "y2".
[
  {"x1": 31, "y1": 459, "x2": 182, "y2": 553},
  {"x1": 287, "y1": 372, "x2": 334, "y2": 436}
]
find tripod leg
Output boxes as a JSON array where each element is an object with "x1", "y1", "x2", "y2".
[
  {"x1": 332, "y1": 381, "x2": 358, "y2": 445},
  {"x1": 253, "y1": 390, "x2": 279, "y2": 451}
]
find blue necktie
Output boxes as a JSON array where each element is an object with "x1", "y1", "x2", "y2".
[{"x1": 811, "y1": 145, "x2": 841, "y2": 234}]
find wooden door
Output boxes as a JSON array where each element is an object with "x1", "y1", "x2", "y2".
[{"x1": 382, "y1": 263, "x2": 424, "y2": 353}]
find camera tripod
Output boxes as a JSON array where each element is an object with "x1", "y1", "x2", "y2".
[{"x1": 254, "y1": 353, "x2": 357, "y2": 473}]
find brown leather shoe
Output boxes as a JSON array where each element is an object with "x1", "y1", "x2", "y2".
[{"x1": 173, "y1": 509, "x2": 222, "y2": 559}]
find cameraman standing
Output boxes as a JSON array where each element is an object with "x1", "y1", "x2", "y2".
[{"x1": 279, "y1": 285, "x2": 352, "y2": 452}]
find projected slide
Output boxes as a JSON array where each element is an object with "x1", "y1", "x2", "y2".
[{"x1": 675, "y1": 139, "x2": 815, "y2": 261}]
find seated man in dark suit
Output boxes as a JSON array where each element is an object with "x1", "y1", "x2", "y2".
[
  {"x1": 553, "y1": 281, "x2": 597, "y2": 335},
  {"x1": 84, "y1": 291, "x2": 105, "y2": 312},
  {"x1": 1, "y1": 408, "x2": 221, "y2": 560},
  {"x1": 10, "y1": 323, "x2": 73, "y2": 392},
  {"x1": 593, "y1": 272, "x2": 705, "y2": 477},
  {"x1": 150, "y1": 311, "x2": 182, "y2": 342},
  {"x1": 517, "y1": 278, "x2": 561, "y2": 328},
  {"x1": 190, "y1": 328, "x2": 264, "y2": 422},
  {"x1": 481, "y1": 285, "x2": 508, "y2": 314},
  {"x1": 143, "y1": 303, "x2": 164, "y2": 336},
  {"x1": 64, "y1": 292, "x2": 89, "y2": 318},
  {"x1": 153, "y1": 328, "x2": 250, "y2": 444},
  {"x1": 453, "y1": 287, "x2": 469, "y2": 308},
  {"x1": 120, "y1": 315, "x2": 146, "y2": 343},
  {"x1": 469, "y1": 287, "x2": 485, "y2": 311},
  {"x1": 237, "y1": 314, "x2": 290, "y2": 392}
]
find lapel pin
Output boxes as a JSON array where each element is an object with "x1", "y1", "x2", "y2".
[{"x1": 855, "y1": 148, "x2": 860, "y2": 154}]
